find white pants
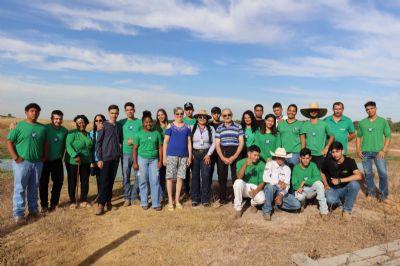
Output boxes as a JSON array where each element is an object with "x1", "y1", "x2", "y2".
[
  {"x1": 295, "y1": 180, "x2": 328, "y2": 214},
  {"x1": 233, "y1": 179, "x2": 265, "y2": 211}
]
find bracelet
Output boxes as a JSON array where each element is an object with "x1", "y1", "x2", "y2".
[{"x1": 338, "y1": 178, "x2": 341, "y2": 184}]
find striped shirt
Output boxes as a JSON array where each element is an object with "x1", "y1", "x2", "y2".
[{"x1": 215, "y1": 122, "x2": 244, "y2": 147}]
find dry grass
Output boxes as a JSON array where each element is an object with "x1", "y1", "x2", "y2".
[{"x1": 1, "y1": 118, "x2": 400, "y2": 265}]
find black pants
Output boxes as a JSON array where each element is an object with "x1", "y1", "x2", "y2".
[
  {"x1": 159, "y1": 166, "x2": 166, "y2": 197},
  {"x1": 191, "y1": 149, "x2": 212, "y2": 204},
  {"x1": 67, "y1": 163, "x2": 90, "y2": 203},
  {"x1": 217, "y1": 145, "x2": 239, "y2": 202},
  {"x1": 40, "y1": 159, "x2": 64, "y2": 208},
  {"x1": 99, "y1": 160, "x2": 119, "y2": 205},
  {"x1": 210, "y1": 150, "x2": 221, "y2": 183},
  {"x1": 312, "y1": 156, "x2": 325, "y2": 170},
  {"x1": 184, "y1": 164, "x2": 192, "y2": 195}
]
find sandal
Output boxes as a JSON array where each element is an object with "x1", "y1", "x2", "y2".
[
  {"x1": 175, "y1": 202, "x2": 183, "y2": 210},
  {"x1": 69, "y1": 203, "x2": 77, "y2": 209},
  {"x1": 167, "y1": 204, "x2": 174, "y2": 211}
]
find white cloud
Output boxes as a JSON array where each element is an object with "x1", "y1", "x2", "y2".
[
  {"x1": 32, "y1": 0, "x2": 317, "y2": 45},
  {"x1": 0, "y1": 34, "x2": 198, "y2": 76}
]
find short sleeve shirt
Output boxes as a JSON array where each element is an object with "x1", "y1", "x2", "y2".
[
  {"x1": 7, "y1": 120, "x2": 47, "y2": 162},
  {"x1": 291, "y1": 162, "x2": 322, "y2": 190},
  {"x1": 215, "y1": 122, "x2": 244, "y2": 147},
  {"x1": 236, "y1": 158, "x2": 265, "y2": 186},
  {"x1": 278, "y1": 120, "x2": 303, "y2": 153},
  {"x1": 183, "y1": 117, "x2": 196, "y2": 126},
  {"x1": 244, "y1": 127, "x2": 258, "y2": 148},
  {"x1": 254, "y1": 131, "x2": 278, "y2": 160},
  {"x1": 322, "y1": 157, "x2": 358, "y2": 189},
  {"x1": 357, "y1": 116, "x2": 391, "y2": 152},
  {"x1": 300, "y1": 120, "x2": 333, "y2": 156},
  {"x1": 133, "y1": 129, "x2": 162, "y2": 159},
  {"x1": 165, "y1": 123, "x2": 191, "y2": 157},
  {"x1": 45, "y1": 124, "x2": 68, "y2": 161},
  {"x1": 324, "y1": 115, "x2": 355, "y2": 154},
  {"x1": 118, "y1": 118, "x2": 142, "y2": 154}
]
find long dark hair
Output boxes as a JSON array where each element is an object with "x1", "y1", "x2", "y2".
[
  {"x1": 241, "y1": 110, "x2": 258, "y2": 133},
  {"x1": 156, "y1": 108, "x2": 168, "y2": 128},
  {"x1": 263, "y1": 113, "x2": 277, "y2": 135},
  {"x1": 92, "y1": 114, "x2": 106, "y2": 142}
]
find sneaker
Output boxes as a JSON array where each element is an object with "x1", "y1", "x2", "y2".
[
  {"x1": 14, "y1": 216, "x2": 26, "y2": 225},
  {"x1": 263, "y1": 213, "x2": 272, "y2": 221},
  {"x1": 96, "y1": 205, "x2": 105, "y2": 216},
  {"x1": 123, "y1": 200, "x2": 131, "y2": 207},
  {"x1": 234, "y1": 210, "x2": 242, "y2": 219},
  {"x1": 154, "y1": 206, "x2": 162, "y2": 211},
  {"x1": 106, "y1": 202, "x2": 117, "y2": 211},
  {"x1": 342, "y1": 211, "x2": 351, "y2": 221},
  {"x1": 48, "y1": 206, "x2": 57, "y2": 212},
  {"x1": 202, "y1": 203, "x2": 211, "y2": 208},
  {"x1": 142, "y1": 205, "x2": 149, "y2": 210},
  {"x1": 132, "y1": 199, "x2": 140, "y2": 206},
  {"x1": 27, "y1": 212, "x2": 40, "y2": 221},
  {"x1": 191, "y1": 202, "x2": 199, "y2": 208},
  {"x1": 80, "y1": 201, "x2": 91, "y2": 208},
  {"x1": 249, "y1": 206, "x2": 258, "y2": 214},
  {"x1": 40, "y1": 207, "x2": 48, "y2": 214}
]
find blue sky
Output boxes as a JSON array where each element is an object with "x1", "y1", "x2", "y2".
[{"x1": 0, "y1": 0, "x2": 399, "y2": 121}]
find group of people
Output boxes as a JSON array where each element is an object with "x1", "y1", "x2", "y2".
[{"x1": 6, "y1": 100, "x2": 391, "y2": 224}]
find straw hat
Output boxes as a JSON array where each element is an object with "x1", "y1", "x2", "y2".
[
  {"x1": 193, "y1": 109, "x2": 212, "y2": 120},
  {"x1": 270, "y1": 147, "x2": 292, "y2": 159},
  {"x1": 300, "y1": 102, "x2": 328, "y2": 119}
]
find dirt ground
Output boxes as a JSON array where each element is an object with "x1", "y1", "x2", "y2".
[{"x1": 1, "y1": 118, "x2": 400, "y2": 265}]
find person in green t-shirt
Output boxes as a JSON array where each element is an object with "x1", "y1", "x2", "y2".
[
  {"x1": 155, "y1": 108, "x2": 169, "y2": 199},
  {"x1": 278, "y1": 104, "x2": 303, "y2": 169},
  {"x1": 255, "y1": 114, "x2": 279, "y2": 161},
  {"x1": 182, "y1": 102, "x2": 195, "y2": 197},
  {"x1": 65, "y1": 115, "x2": 92, "y2": 209},
  {"x1": 324, "y1": 102, "x2": 356, "y2": 155},
  {"x1": 40, "y1": 110, "x2": 68, "y2": 212},
  {"x1": 133, "y1": 111, "x2": 163, "y2": 211},
  {"x1": 240, "y1": 110, "x2": 259, "y2": 153},
  {"x1": 292, "y1": 148, "x2": 328, "y2": 216},
  {"x1": 233, "y1": 145, "x2": 266, "y2": 218},
  {"x1": 300, "y1": 102, "x2": 335, "y2": 169},
  {"x1": 356, "y1": 101, "x2": 391, "y2": 202},
  {"x1": 7, "y1": 103, "x2": 48, "y2": 224},
  {"x1": 117, "y1": 102, "x2": 142, "y2": 206}
]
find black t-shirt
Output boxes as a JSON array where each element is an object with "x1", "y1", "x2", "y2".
[
  {"x1": 210, "y1": 121, "x2": 222, "y2": 131},
  {"x1": 322, "y1": 156, "x2": 358, "y2": 188}
]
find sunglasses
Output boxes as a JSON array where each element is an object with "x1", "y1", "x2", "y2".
[
  {"x1": 175, "y1": 112, "x2": 184, "y2": 116},
  {"x1": 197, "y1": 115, "x2": 207, "y2": 119},
  {"x1": 95, "y1": 119, "x2": 103, "y2": 122},
  {"x1": 222, "y1": 114, "x2": 232, "y2": 118}
]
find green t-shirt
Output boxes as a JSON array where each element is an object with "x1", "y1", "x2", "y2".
[
  {"x1": 244, "y1": 127, "x2": 258, "y2": 147},
  {"x1": 154, "y1": 124, "x2": 167, "y2": 142},
  {"x1": 45, "y1": 124, "x2": 68, "y2": 161},
  {"x1": 118, "y1": 118, "x2": 142, "y2": 154},
  {"x1": 278, "y1": 120, "x2": 303, "y2": 153},
  {"x1": 357, "y1": 116, "x2": 391, "y2": 152},
  {"x1": 7, "y1": 120, "x2": 47, "y2": 162},
  {"x1": 324, "y1": 115, "x2": 355, "y2": 155},
  {"x1": 291, "y1": 162, "x2": 322, "y2": 190},
  {"x1": 133, "y1": 129, "x2": 162, "y2": 159},
  {"x1": 300, "y1": 120, "x2": 333, "y2": 156},
  {"x1": 255, "y1": 131, "x2": 278, "y2": 160},
  {"x1": 236, "y1": 158, "x2": 265, "y2": 186},
  {"x1": 65, "y1": 130, "x2": 92, "y2": 165},
  {"x1": 183, "y1": 116, "x2": 196, "y2": 126}
]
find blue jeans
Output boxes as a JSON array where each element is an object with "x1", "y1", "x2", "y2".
[
  {"x1": 121, "y1": 153, "x2": 139, "y2": 201},
  {"x1": 12, "y1": 160, "x2": 43, "y2": 218},
  {"x1": 362, "y1": 152, "x2": 388, "y2": 199},
  {"x1": 285, "y1": 153, "x2": 300, "y2": 170},
  {"x1": 262, "y1": 184, "x2": 301, "y2": 214},
  {"x1": 326, "y1": 181, "x2": 360, "y2": 212},
  {"x1": 138, "y1": 156, "x2": 160, "y2": 208},
  {"x1": 191, "y1": 149, "x2": 212, "y2": 204}
]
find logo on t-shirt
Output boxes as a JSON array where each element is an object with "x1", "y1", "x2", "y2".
[
  {"x1": 129, "y1": 125, "x2": 133, "y2": 130},
  {"x1": 312, "y1": 132, "x2": 316, "y2": 136},
  {"x1": 31, "y1": 132, "x2": 37, "y2": 138},
  {"x1": 342, "y1": 170, "x2": 348, "y2": 174},
  {"x1": 245, "y1": 134, "x2": 249, "y2": 139},
  {"x1": 147, "y1": 136, "x2": 152, "y2": 140},
  {"x1": 304, "y1": 176, "x2": 309, "y2": 181},
  {"x1": 293, "y1": 127, "x2": 298, "y2": 132},
  {"x1": 368, "y1": 127, "x2": 373, "y2": 132},
  {"x1": 340, "y1": 128, "x2": 346, "y2": 131},
  {"x1": 54, "y1": 137, "x2": 59, "y2": 143},
  {"x1": 265, "y1": 139, "x2": 270, "y2": 144}
]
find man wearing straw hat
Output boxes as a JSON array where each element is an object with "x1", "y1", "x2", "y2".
[
  {"x1": 300, "y1": 103, "x2": 335, "y2": 170},
  {"x1": 262, "y1": 147, "x2": 301, "y2": 221}
]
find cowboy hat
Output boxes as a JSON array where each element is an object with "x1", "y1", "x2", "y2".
[
  {"x1": 193, "y1": 109, "x2": 212, "y2": 120},
  {"x1": 300, "y1": 102, "x2": 328, "y2": 119},
  {"x1": 270, "y1": 147, "x2": 292, "y2": 159}
]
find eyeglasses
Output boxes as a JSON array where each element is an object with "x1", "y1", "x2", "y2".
[
  {"x1": 175, "y1": 112, "x2": 184, "y2": 116},
  {"x1": 222, "y1": 114, "x2": 232, "y2": 118},
  {"x1": 197, "y1": 115, "x2": 207, "y2": 119},
  {"x1": 95, "y1": 120, "x2": 103, "y2": 122}
]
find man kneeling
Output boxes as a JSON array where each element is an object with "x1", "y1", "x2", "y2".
[
  {"x1": 292, "y1": 148, "x2": 328, "y2": 217},
  {"x1": 321, "y1": 141, "x2": 362, "y2": 221},
  {"x1": 233, "y1": 145, "x2": 266, "y2": 218},
  {"x1": 262, "y1": 148, "x2": 301, "y2": 221}
]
